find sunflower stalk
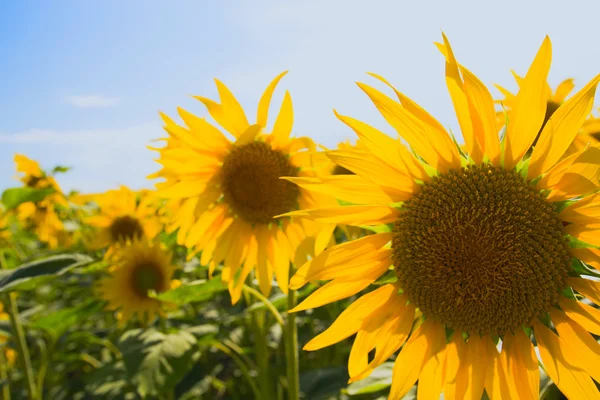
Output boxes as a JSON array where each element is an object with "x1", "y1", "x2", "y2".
[
  {"x1": 0, "y1": 251, "x2": 37, "y2": 400},
  {"x1": 285, "y1": 282, "x2": 300, "y2": 400}
]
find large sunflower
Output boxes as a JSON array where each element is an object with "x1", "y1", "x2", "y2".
[
  {"x1": 283, "y1": 35, "x2": 600, "y2": 399},
  {"x1": 85, "y1": 186, "x2": 162, "y2": 249},
  {"x1": 97, "y1": 239, "x2": 177, "y2": 323},
  {"x1": 14, "y1": 155, "x2": 68, "y2": 249},
  {"x1": 150, "y1": 73, "x2": 336, "y2": 303}
]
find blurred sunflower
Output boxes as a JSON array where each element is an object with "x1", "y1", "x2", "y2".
[
  {"x1": 284, "y1": 35, "x2": 600, "y2": 399},
  {"x1": 97, "y1": 239, "x2": 177, "y2": 324},
  {"x1": 13, "y1": 155, "x2": 68, "y2": 249},
  {"x1": 85, "y1": 186, "x2": 162, "y2": 249},
  {"x1": 150, "y1": 72, "x2": 337, "y2": 303},
  {"x1": 0, "y1": 304, "x2": 16, "y2": 366},
  {"x1": 495, "y1": 74, "x2": 574, "y2": 138},
  {"x1": 0, "y1": 211, "x2": 10, "y2": 242},
  {"x1": 579, "y1": 108, "x2": 600, "y2": 147}
]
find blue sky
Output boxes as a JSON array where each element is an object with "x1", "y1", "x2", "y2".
[{"x1": 1, "y1": 0, "x2": 599, "y2": 193}]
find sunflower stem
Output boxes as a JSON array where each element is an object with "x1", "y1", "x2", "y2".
[
  {"x1": 285, "y1": 287, "x2": 300, "y2": 400},
  {"x1": 242, "y1": 284, "x2": 284, "y2": 327},
  {"x1": 0, "y1": 251, "x2": 37, "y2": 400},
  {"x1": 212, "y1": 341, "x2": 261, "y2": 399}
]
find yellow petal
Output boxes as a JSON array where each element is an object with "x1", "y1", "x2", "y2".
[
  {"x1": 257, "y1": 71, "x2": 288, "y2": 127},
  {"x1": 439, "y1": 33, "x2": 482, "y2": 164},
  {"x1": 565, "y1": 223, "x2": 600, "y2": 247},
  {"x1": 283, "y1": 176, "x2": 394, "y2": 205},
  {"x1": 502, "y1": 330, "x2": 539, "y2": 400},
  {"x1": 535, "y1": 144, "x2": 588, "y2": 191},
  {"x1": 356, "y1": 83, "x2": 452, "y2": 171},
  {"x1": 484, "y1": 340, "x2": 512, "y2": 400},
  {"x1": 194, "y1": 79, "x2": 249, "y2": 137},
  {"x1": 304, "y1": 284, "x2": 397, "y2": 351},
  {"x1": 551, "y1": 309, "x2": 600, "y2": 383},
  {"x1": 175, "y1": 108, "x2": 232, "y2": 151},
  {"x1": 560, "y1": 297, "x2": 600, "y2": 335},
  {"x1": 504, "y1": 36, "x2": 552, "y2": 170},
  {"x1": 255, "y1": 225, "x2": 273, "y2": 297},
  {"x1": 567, "y1": 277, "x2": 600, "y2": 306},
  {"x1": 534, "y1": 321, "x2": 600, "y2": 400},
  {"x1": 571, "y1": 247, "x2": 600, "y2": 271},
  {"x1": 235, "y1": 124, "x2": 263, "y2": 146},
  {"x1": 417, "y1": 343, "x2": 447, "y2": 400},
  {"x1": 551, "y1": 78, "x2": 575, "y2": 103},
  {"x1": 366, "y1": 72, "x2": 461, "y2": 171},
  {"x1": 326, "y1": 150, "x2": 416, "y2": 201},
  {"x1": 529, "y1": 74, "x2": 600, "y2": 178},
  {"x1": 291, "y1": 265, "x2": 389, "y2": 312},
  {"x1": 334, "y1": 110, "x2": 420, "y2": 179},
  {"x1": 290, "y1": 232, "x2": 392, "y2": 289},
  {"x1": 349, "y1": 296, "x2": 415, "y2": 381},
  {"x1": 460, "y1": 65, "x2": 501, "y2": 166},
  {"x1": 269, "y1": 228, "x2": 291, "y2": 294},
  {"x1": 280, "y1": 205, "x2": 400, "y2": 226},
  {"x1": 389, "y1": 320, "x2": 445, "y2": 400},
  {"x1": 270, "y1": 90, "x2": 293, "y2": 149}
]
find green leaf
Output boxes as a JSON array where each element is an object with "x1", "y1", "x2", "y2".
[
  {"x1": 52, "y1": 165, "x2": 71, "y2": 174},
  {"x1": 300, "y1": 366, "x2": 348, "y2": 400},
  {"x1": 373, "y1": 270, "x2": 397, "y2": 285},
  {"x1": 346, "y1": 362, "x2": 393, "y2": 395},
  {"x1": 153, "y1": 278, "x2": 227, "y2": 305},
  {"x1": 31, "y1": 300, "x2": 104, "y2": 341},
  {"x1": 358, "y1": 224, "x2": 392, "y2": 234},
  {"x1": 1, "y1": 187, "x2": 56, "y2": 210},
  {"x1": 119, "y1": 328, "x2": 198, "y2": 397},
  {"x1": 0, "y1": 254, "x2": 94, "y2": 293}
]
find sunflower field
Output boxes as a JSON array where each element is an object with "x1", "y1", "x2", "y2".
[{"x1": 1, "y1": 33, "x2": 600, "y2": 400}]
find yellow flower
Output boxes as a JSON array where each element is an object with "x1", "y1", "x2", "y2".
[
  {"x1": 284, "y1": 34, "x2": 600, "y2": 399},
  {"x1": 150, "y1": 73, "x2": 337, "y2": 303},
  {"x1": 0, "y1": 211, "x2": 10, "y2": 242},
  {"x1": 14, "y1": 154, "x2": 63, "y2": 193},
  {"x1": 13, "y1": 155, "x2": 68, "y2": 249},
  {"x1": 85, "y1": 186, "x2": 162, "y2": 249},
  {"x1": 97, "y1": 239, "x2": 176, "y2": 323},
  {"x1": 578, "y1": 108, "x2": 600, "y2": 149}
]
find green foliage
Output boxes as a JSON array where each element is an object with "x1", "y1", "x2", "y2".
[
  {"x1": 1, "y1": 186, "x2": 56, "y2": 210},
  {"x1": 346, "y1": 362, "x2": 393, "y2": 395},
  {"x1": 154, "y1": 278, "x2": 227, "y2": 305},
  {"x1": 52, "y1": 166, "x2": 71, "y2": 174},
  {"x1": 0, "y1": 253, "x2": 93, "y2": 293},
  {"x1": 119, "y1": 328, "x2": 198, "y2": 397},
  {"x1": 31, "y1": 300, "x2": 104, "y2": 341}
]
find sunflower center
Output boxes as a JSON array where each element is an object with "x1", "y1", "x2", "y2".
[
  {"x1": 392, "y1": 165, "x2": 571, "y2": 336},
  {"x1": 131, "y1": 262, "x2": 165, "y2": 297},
  {"x1": 109, "y1": 216, "x2": 144, "y2": 243},
  {"x1": 221, "y1": 141, "x2": 300, "y2": 224}
]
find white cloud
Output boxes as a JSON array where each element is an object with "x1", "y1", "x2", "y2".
[
  {"x1": 0, "y1": 123, "x2": 164, "y2": 193},
  {"x1": 64, "y1": 95, "x2": 120, "y2": 108}
]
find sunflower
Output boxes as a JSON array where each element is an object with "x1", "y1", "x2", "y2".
[
  {"x1": 579, "y1": 108, "x2": 600, "y2": 147},
  {"x1": 0, "y1": 211, "x2": 10, "y2": 242},
  {"x1": 495, "y1": 71, "x2": 575, "y2": 134},
  {"x1": 150, "y1": 73, "x2": 337, "y2": 303},
  {"x1": 0, "y1": 304, "x2": 16, "y2": 366},
  {"x1": 13, "y1": 155, "x2": 68, "y2": 249},
  {"x1": 85, "y1": 186, "x2": 162, "y2": 249},
  {"x1": 97, "y1": 239, "x2": 177, "y2": 323},
  {"x1": 283, "y1": 35, "x2": 600, "y2": 399}
]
